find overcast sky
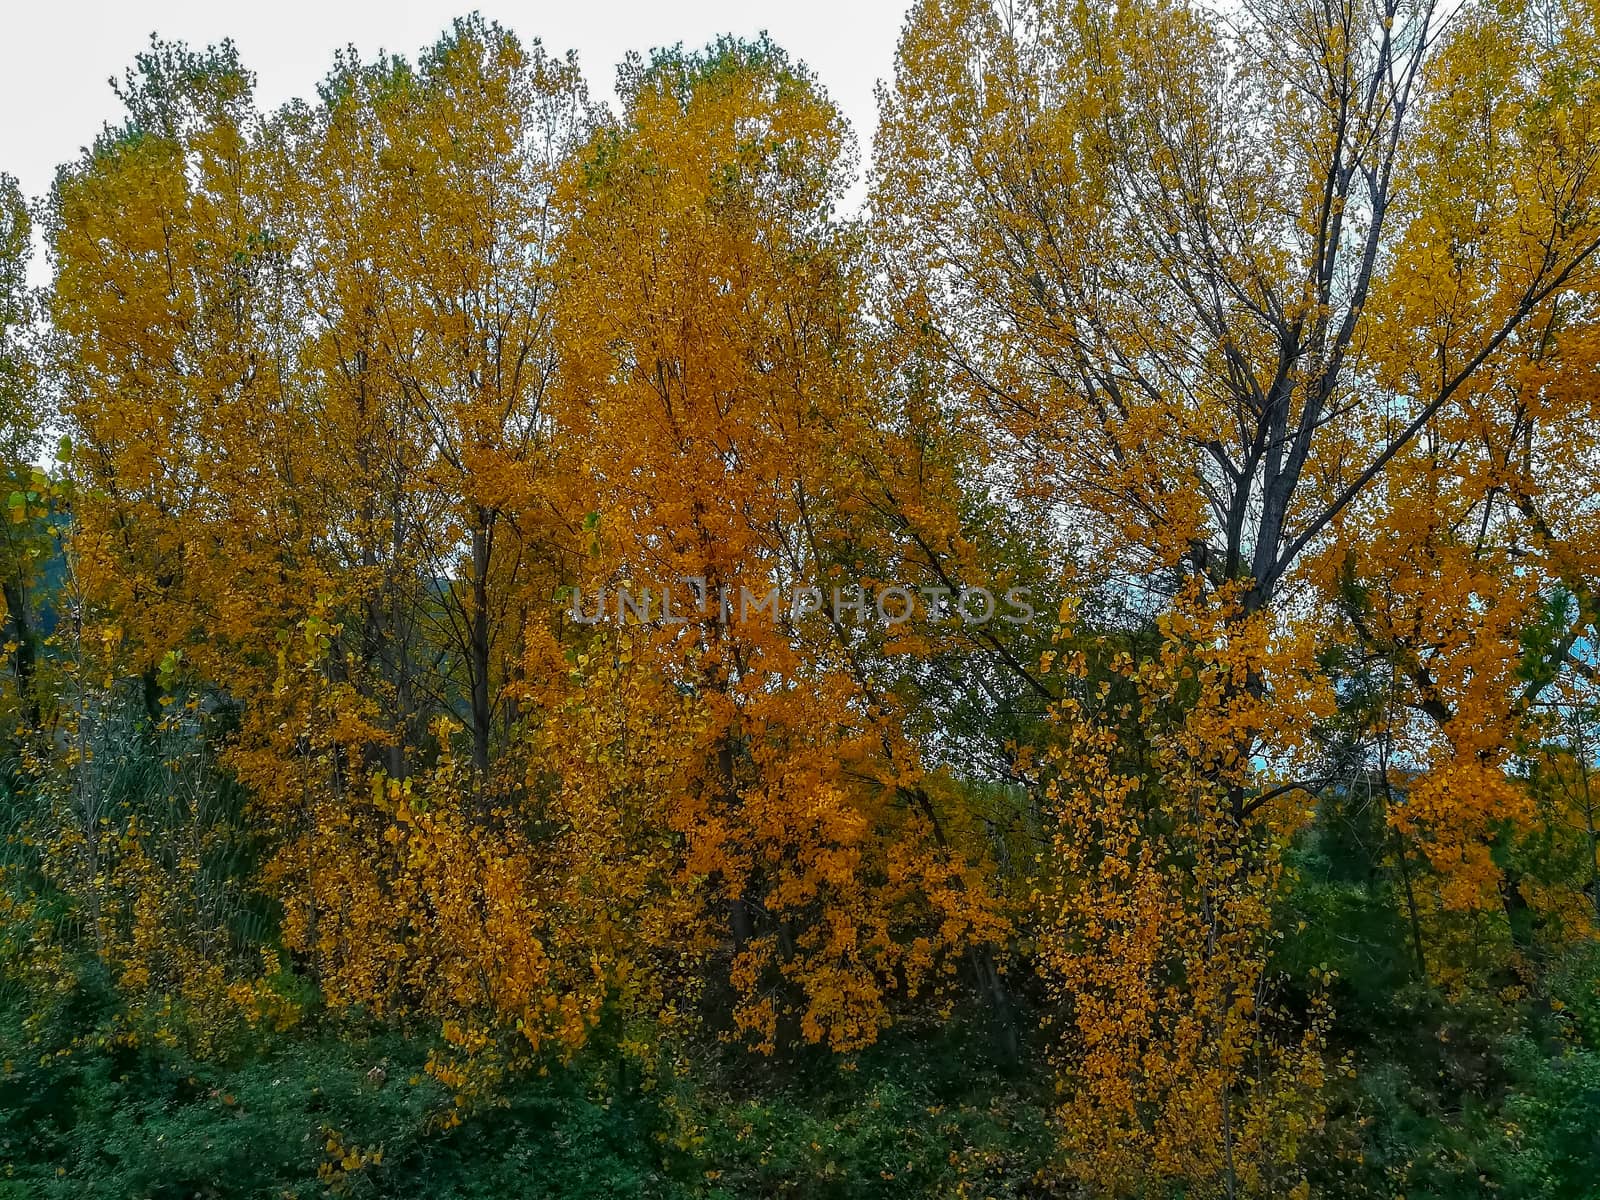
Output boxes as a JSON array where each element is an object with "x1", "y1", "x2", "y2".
[{"x1": 1, "y1": 1, "x2": 908, "y2": 222}]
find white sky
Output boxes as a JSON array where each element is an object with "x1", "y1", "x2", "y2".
[{"x1": 2, "y1": 1, "x2": 909, "y2": 246}]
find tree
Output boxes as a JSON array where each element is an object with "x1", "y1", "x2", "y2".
[
  {"x1": 874, "y1": 0, "x2": 1600, "y2": 1190},
  {"x1": 551, "y1": 37, "x2": 1006, "y2": 1052},
  {"x1": 48, "y1": 31, "x2": 600, "y2": 1072},
  {"x1": 290, "y1": 19, "x2": 591, "y2": 784}
]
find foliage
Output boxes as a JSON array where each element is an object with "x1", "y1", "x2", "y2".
[{"x1": 3, "y1": 0, "x2": 1600, "y2": 1193}]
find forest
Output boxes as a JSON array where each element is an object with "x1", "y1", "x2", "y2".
[{"x1": 3, "y1": 0, "x2": 1600, "y2": 1194}]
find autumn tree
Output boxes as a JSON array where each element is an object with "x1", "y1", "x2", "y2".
[
  {"x1": 550, "y1": 37, "x2": 1007, "y2": 1053},
  {"x1": 286, "y1": 19, "x2": 591, "y2": 783},
  {"x1": 47, "y1": 29, "x2": 601, "y2": 1072},
  {"x1": 48, "y1": 39, "x2": 306, "y2": 713},
  {"x1": 1324, "y1": 0, "x2": 1600, "y2": 946},
  {"x1": 874, "y1": 0, "x2": 1600, "y2": 1190}
]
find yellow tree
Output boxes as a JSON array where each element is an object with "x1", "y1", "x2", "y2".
[
  {"x1": 257, "y1": 24, "x2": 605, "y2": 1067},
  {"x1": 304, "y1": 19, "x2": 590, "y2": 783},
  {"x1": 46, "y1": 38, "x2": 332, "y2": 1038},
  {"x1": 874, "y1": 0, "x2": 1600, "y2": 1191},
  {"x1": 48, "y1": 28, "x2": 599, "y2": 1067},
  {"x1": 262, "y1": 55, "x2": 440, "y2": 785},
  {"x1": 49, "y1": 38, "x2": 321, "y2": 722},
  {"x1": 551, "y1": 38, "x2": 1006, "y2": 1053},
  {"x1": 1322, "y1": 0, "x2": 1600, "y2": 954}
]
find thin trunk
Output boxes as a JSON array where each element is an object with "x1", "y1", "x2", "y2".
[
  {"x1": 718, "y1": 736, "x2": 755, "y2": 948},
  {"x1": 469, "y1": 511, "x2": 493, "y2": 779},
  {"x1": 969, "y1": 944, "x2": 1019, "y2": 1064},
  {"x1": 387, "y1": 500, "x2": 411, "y2": 780},
  {"x1": 1392, "y1": 824, "x2": 1429, "y2": 984},
  {"x1": 1571, "y1": 723, "x2": 1600, "y2": 924},
  {"x1": 1379, "y1": 739, "x2": 1430, "y2": 982},
  {"x1": 1220, "y1": 1081, "x2": 1239, "y2": 1200},
  {"x1": 2, "y1": 577, "x2": 38, "y2": 727},
  {"x1": 730, "y1": 897, "x2": 754, "y2": 948}
]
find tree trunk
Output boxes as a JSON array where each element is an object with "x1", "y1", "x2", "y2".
[
  {"x1": 469, "y1": 511, "x2": 493, "y2": 779},
  {"x1": 2, "y1": 577, "x2": 38, "y2": 727}
]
